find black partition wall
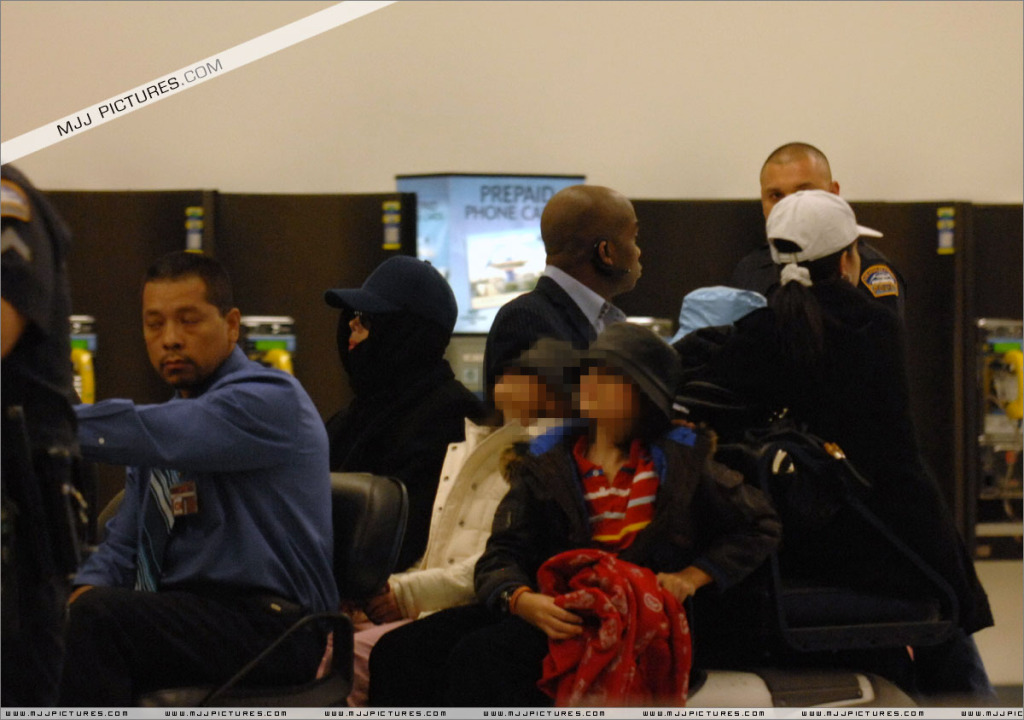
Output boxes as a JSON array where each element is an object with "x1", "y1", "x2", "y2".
[
  {"x1": 49, "y1": 191, "x2": 416, "y2": 416},
  {"x1": 48, "y1": 190, "x2": 217, "y2": 409},
  {"x1": 962, "y1": 204, "x2": 1024, "y2": 554},
  {"x1": 47, "y1": 190, "x2": 416, "y2": 514},
  {"x1": 49, "y1": 189, "x2": 1020, "y2": 539},
  {"x1": 214, "y1": 193, "x2": 416, "y2": 419},
  {"x1": 614, "y1": 200, "x2": 765, "y2": 320}
]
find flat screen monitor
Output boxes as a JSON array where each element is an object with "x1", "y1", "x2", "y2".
[{"x1": 396, "y1": 173, "x2": 585, "y2": 334}]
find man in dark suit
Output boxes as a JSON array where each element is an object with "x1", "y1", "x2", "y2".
[
  {"x1": 483, "y1": 185, "x2": 641, "y2": 394},
  {"x1": 731, "y1": 142, "x2": 906, "y2": 319}
]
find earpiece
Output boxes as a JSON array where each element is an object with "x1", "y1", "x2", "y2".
[{"x1": 591, "y1": 239, "x2": 631, "y2": 277}]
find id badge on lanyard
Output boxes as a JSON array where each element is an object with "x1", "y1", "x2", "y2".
[{"x1": 169, "y1": 480, "x2": 199, "y2": 516}]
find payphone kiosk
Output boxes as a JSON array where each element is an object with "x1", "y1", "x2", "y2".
[
  {"x1": 240, "y1": 316, "x2": 296, "y2": 375},
  {"x1": 69, "y1": 315, "x2": 96, "y2": 404},
  {"x1": 974, "y1": 318, "x2": 1023, "y2": 559}
]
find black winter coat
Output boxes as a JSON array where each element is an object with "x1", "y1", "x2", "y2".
[
  {"x1": 474, "y1": 426, "x2": 782, "y2": 610},
  {"x1": 328, "y1": 311, "x2": 486, "y2": 572},
  {"x1": 677, "y1": 281, "x2": 993, "y2": 633}
]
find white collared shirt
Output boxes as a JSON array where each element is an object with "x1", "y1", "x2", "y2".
[{"x1": 543, "y1": 265, "x2": 627, "y2": 335}]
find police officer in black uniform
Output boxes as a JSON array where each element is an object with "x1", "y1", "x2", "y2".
[
  {"x1": 2, "y1": 164, "x2": 80, "y2": 706},
  {"x1": 731, "y1": 142, "x2": 906, "y2": 319}
]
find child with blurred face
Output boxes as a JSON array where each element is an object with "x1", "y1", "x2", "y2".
[
  {"x1": 455, "y1": 323, "x2": 780, "y2": 706},
  {"x1": 344, "y1": 339, "x2": 577, "y2": 706}
]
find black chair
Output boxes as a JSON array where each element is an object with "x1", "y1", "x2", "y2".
[{"x1": 138, "y1": 472, "x2": 408, "y2": 707}]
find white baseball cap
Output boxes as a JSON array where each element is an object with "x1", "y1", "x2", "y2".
[{"x1": 766, "y1": 190, "x2": 882, "y2": 265}]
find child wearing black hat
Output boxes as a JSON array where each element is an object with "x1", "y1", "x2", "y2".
[{"x1": 439, "y1": 322, "x2": 781, "y2": 706}]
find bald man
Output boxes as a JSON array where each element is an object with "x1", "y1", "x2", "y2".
[
  {"x1": 483, "y1": 185, "x2": 641, "y2": 394},
  {"x1": 731, "y1": 142, "x2": 906, "y2": 318}
]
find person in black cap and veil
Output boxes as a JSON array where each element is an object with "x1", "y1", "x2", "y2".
[{"x1": 324, "y1": 256, "x2": 485, "y2": 572}]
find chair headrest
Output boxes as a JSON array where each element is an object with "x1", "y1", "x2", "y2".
[{"x1": 330, "y1": 473, "x2": 408, "y2": 601}]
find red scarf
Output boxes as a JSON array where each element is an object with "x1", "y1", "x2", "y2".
[{"x1": 537, "y1": 549, "x2": 692, "y2": 706}]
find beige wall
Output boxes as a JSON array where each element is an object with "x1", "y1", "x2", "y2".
[{"x1": 2, "y1": 1, "x2": 1022, "y2": 201}]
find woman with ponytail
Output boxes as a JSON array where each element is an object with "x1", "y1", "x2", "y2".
[{"x1": 681, "y1": 190, "x2": 994, "y2": 703}]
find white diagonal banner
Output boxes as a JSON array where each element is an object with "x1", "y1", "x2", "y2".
[{"x1": 0, "y1": 0, "x2": 396, "y2": 165}]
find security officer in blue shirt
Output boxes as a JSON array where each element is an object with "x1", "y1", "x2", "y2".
[{"x1": 59, "y1": 251, "x2": 337, "y2": 706}]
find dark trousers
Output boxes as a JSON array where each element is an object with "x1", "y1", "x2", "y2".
[
  {"x1": 914, "y1": 630, "x2": 996, "y2": 704},
  {"x1": 58, "y1": 585, "x2": 325, "y2": 706},
  {"x1": 1, "y1": 572, "x2": 66, "y2": 707},
  {"x1": 369, "y1": 603, "x2": 506, "y2": 706},
  {"x1": 444, "y1": 613, "x2": 552, "y2": 707}
]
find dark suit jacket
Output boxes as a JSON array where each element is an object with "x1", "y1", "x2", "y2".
[{"x1": 483, "y1": 275, "x2": 596, "y2": 393}]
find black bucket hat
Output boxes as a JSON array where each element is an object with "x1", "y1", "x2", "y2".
[
  {"x1": 502, "y1": 337, "x2": 580, "y2": 400},
  {"x1": 583, "y1": 323, "x2": 681, "y2": 419}
]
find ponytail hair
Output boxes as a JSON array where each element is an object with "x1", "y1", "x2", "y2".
[{"x1": 770, "y1": 239, "x2": 855, "y2": 374}]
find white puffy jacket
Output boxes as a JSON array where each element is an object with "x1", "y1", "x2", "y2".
[{"x1": 389, "y1": 419, "x2": 532, "y2": 619}]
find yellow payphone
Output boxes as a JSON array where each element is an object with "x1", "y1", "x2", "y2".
[
  {"x1": 240, "y1": 316, "x2": 296, "y2": 375},
  {"x1": 69, "y1": 315, "x2": 96, "y2": 404},
  {"x1": 975, "y1": 318, "x2": 1023, "y2": 559},
  {"x1": 1003, "y1": 349, "x2": 1023, "y2": 421}
]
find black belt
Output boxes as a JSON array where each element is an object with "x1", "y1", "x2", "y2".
[{"x1": 160, "y1": 582, "x2": 307, "y2": 617}]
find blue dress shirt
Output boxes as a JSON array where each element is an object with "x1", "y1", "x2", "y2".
[{"x1": 74, "y1": 347, "x2": 338, "y2": 613}]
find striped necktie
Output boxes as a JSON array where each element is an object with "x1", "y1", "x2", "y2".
[
  {"x1": 135, "y1": 467, "x2": 179, "y2": 591},
  {"x1": 596, "y1": 302, "x2": 627, "y2": 333}
]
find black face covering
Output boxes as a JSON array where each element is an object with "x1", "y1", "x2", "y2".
[
  {"x1": 336, "y1": 310, "x2": 451, "y2": 399},
  {"x1": 329, "y1": 309, "x2": 456, "y2": 470}
]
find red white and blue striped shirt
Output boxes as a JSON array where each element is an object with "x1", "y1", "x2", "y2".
[{"x1": 573, "y1": 436, "x2": 658, "y2": 551}]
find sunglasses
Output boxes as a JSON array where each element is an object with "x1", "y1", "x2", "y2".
[{"x1": 345, "y1": 309, "x2": 373, "y2": 329}]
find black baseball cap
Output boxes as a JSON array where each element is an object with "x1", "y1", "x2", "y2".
[{"x1": 324, "y1": 256, "x2": 458, "y2": 333}]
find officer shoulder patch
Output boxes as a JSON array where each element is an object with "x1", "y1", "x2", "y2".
[
  {"x1": 860, "y1": 264, "x2": 899, "y2": 298},
  {"x1": 1, "y1": 226, "x2": 33, "y2": 261},
  {"x1": 1, "y1": 178, "x2": 32, "y2": 222}
]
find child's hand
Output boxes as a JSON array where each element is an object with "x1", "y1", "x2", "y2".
[
  {"x1": 514, "y1": 591, "x2": 584, "y2": 640},
  {"x1": 365, "y1": 585, "x2": 403, "y2": 624},
  {"x1": 657, "y1": 566, "x2": 713, "y2": 603}
]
